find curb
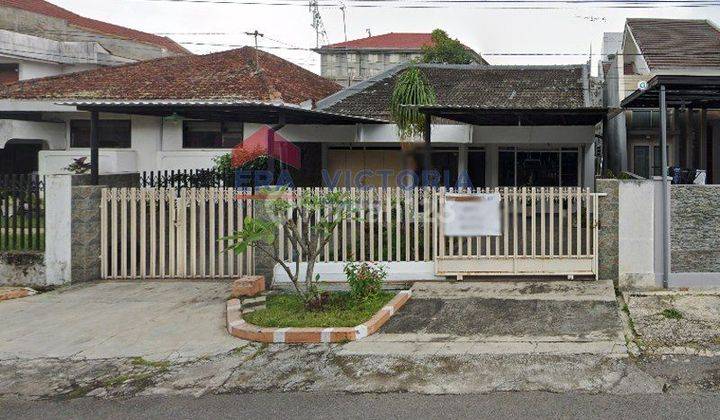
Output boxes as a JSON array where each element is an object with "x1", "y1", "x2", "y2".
[
  {"x1": 227, "y1": 290, "x2": 412, "y2": 343},
  {"x1": 0, "y1": 287, "x2": 36, "y2": 302}
]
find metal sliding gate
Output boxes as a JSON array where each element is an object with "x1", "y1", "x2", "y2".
[{"x1": 435, "y1": 187, "x2": 602, "y2": 278}]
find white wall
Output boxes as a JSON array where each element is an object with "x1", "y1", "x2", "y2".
[
  {"x1": 472, "y1": 125, "x2": 596, "y2": 145},
  {"x1": 618, "y1": 180, "x2": 656, "y2": 289},
  {"x1": 0, "y1": 119, "x2": 64, "y2": 148},
  {"x1": 44, "y1": 174, "x2": 72, "y2": 285},
  {"x1": 39, "y1": 150, "x2": 138, "y2": 174}
]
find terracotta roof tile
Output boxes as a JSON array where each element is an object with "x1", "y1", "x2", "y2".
[
  {"x1": 627, "y1": 19, "x2": 720, "y2": 70},
  {"x1": 320, "y1": 65, "x2": 589, "y2": 120},
  {"x1": 0, "y1": 47, "x2": 342, "y2": 104},
  {"x1": 0, "y1": 0, "x2": 187, "y2": 54},
  {"x1": 322, "y1": 33, "x2": 435, "y2": 50}
]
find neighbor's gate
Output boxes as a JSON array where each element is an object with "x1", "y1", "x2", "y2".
[
  {"x1": 100, "y1": 188, "x2": 254, "y2": 279},
  {"x1": 435, "y1": 187, "x2": 601, "y2": 278}
]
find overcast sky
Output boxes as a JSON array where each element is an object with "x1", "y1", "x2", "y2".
[{"x1": 54, "y1": 0, "x2": 720, "y2": 75}]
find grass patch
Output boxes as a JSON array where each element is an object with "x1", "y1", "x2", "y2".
[
  {"x1": 243, "y1": 292, "x2": 396, "y2": 328},
  {"x1": 661, "y1": 308, "x2": 683, "y2": 320},
  {"x1": 130, "y1": 357, "x2": 171, "y2": 369}
]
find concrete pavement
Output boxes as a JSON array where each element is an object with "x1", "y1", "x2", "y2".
[
  {"x1": 341, "y1": 280, "x2": 627, "y2": 356},
  {"x1": 0, "y1": 281, "x2": 241, "y2": 361}
]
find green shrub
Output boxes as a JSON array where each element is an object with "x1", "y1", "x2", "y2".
[
  {"x1": 344, "y1": 262, "x2": 387, "y2": 302},
  {"x1": 661, "y1": 308, "x2": 683, "y2": 320}
]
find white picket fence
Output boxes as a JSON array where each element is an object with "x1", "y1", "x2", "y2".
[
  {"x1": 100, "y1": 186, "x2": 602, "y2": 279},
  {"x1": 100, "y1": 188, "x2": 254, "y2": 279}
]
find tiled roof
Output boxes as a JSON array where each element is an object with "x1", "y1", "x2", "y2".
[
  {"x1": 319, "y1": 64, "x2": 590, "y2": 120},
  {"x1": 0, "y1": 47, "x2": 342, "y2": 104},
  {"x1": 627, "y1": 19, "x2": 720, "y2": 70},
  {"x1": 0, "y1": 0, "x2": 187, "y2": 54},
  {"x1": 322, "y1": 33, "x2": 435, "y2": 50}
]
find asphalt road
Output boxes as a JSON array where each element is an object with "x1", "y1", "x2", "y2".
[{"x1": 3, "y1": 392, "x2": 720, "y2": 419}]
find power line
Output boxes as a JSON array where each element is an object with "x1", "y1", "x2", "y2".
[{"x1": 128, "y1": 0, "x2": 720, "y2": 9}]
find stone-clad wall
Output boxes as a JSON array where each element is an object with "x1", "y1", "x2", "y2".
[
  {"x1": 596, "y1": 179, "x2": 619, "y2": 281},
  {"x1": 70, "y1": 174, "x2": 139, "y2": 283},
  {"x1": 671, "y1": 185, "x2": 720, "y2": 273}
]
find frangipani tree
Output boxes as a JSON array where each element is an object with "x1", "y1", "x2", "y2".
[{"x1": 224, "y1": 188, "x2": 355, "y2": 308}]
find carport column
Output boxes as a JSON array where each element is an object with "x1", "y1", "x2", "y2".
[
  {"x1": 660, "y1": 85, "x2": 670, "y2": 289},
  {"x1": 90, "y1": 110, "x2": 99, "y2": 185}
]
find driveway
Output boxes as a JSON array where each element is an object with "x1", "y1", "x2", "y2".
[
  {"x1": 340, "y1": 280, "x2": 628, "y2": 356},
  {"x1": 0, "y1": 281, "x2": 240, "y2": 361}
]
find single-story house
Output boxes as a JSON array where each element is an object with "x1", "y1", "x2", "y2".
[
  {"x1": 317, "y1": 63, "x2": 604, "y2": 189},
  {"x1": 0, "y1": 46, "x2": 605, "y2": 188}
]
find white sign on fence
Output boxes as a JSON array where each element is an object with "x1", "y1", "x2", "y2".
[{"x1": 443, "y1": 193, "x2": 502, "y2": 237}]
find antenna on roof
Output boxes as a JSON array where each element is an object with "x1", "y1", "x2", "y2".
[
  {"x1": 244, "y1": 30, "x2": 265, "y2": 72},
  {"x1": 339, "y1": 1, "x2": 348, "y2": 42},
  {"x1": 309, "y1": 0, "x2": 328, "y2": 48}
]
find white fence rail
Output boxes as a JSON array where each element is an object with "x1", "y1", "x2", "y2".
[
  {"x1": 100, "y1": 188, "x2": 254, "y2": 279},
  {"x1": 276, "y1": 187, "x2": 601, "y2": 277},
  {"x1": 100, "y1": 186, "x2": 601, "y2": 280}
]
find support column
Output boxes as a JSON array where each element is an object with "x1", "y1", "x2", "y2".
[
  {"x1": 700, "y1": 109, "x2": 708, "y2": 171},
  {"x1": 457, "y1": 144, "x2": 468, "y2": 188},
  {"x1": 485, "y1": 144, "x2": 499, "y2": 188},
  {"x1": 423, "y1": 116, "x2": 432, "y2": 178},
  {"x1": 90, "y1": 111, "x2": 99, "y2": 185},
  {"x1": 660, "y1": 85, "x2": 670, "y2": 289}
]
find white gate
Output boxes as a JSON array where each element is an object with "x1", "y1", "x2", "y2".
[
  {"x1": 100, "y1": 188, "x2": 254, "y2": 279},
  {"x1": 435, "y1": 187, "x2": 601, "y2": 278}
]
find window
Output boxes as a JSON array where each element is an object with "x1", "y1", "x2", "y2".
[
  {"x1": 630, "y1": 110, "x2": 659, "y2": 130},
  {"x1": 499, "y1": 148, "x2": 580, "y2": 187},
  {"x1": 70, "y1": 120, "x2": 131, "y2": 148},
  {"x1": 182, "y1": 121, "x2": 243, "y2": 149},
  {"x1": 0, "y1": 63, "x2": 19, "y2": 85}
]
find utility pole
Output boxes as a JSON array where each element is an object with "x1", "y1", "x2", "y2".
[{"x1": 244, "y1": 30, "x2": 264, "y2": 71}]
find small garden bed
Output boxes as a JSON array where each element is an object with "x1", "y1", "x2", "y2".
[{"x1": 244, "y1": 291, "x2": 396, "y2": 328}]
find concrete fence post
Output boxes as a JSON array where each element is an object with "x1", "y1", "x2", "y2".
[{"x1": 44, "y1": 173, "x2": 139, "y2": 285}]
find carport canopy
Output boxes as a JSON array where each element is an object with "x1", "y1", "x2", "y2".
[
  {"x1": 621, "y1": 75, "x2": 720, "y2": 109},
  {"x1": 619, "y1": 74, "x2": 720, "y2": 290},
  {"x1": 60, "y1": 100, "x2": 386, "y2": 185}
]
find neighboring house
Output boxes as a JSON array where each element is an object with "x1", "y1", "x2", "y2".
[
  {"x1": 0, "y1": 0, "x2": 187, "y2": 81},
  {"x1": 0, "y1": 47, "x2": 348, "y2": 177},
  {"x1": 603, "y1": 18, "x2": 720, "y2": 182},
  {"x1": 316, "y1": 63, "x2": 603, "y2": 189},
  {"x1": 314, "y1": 32, "x2": 486, "y2": 86},
  {"x1": 0, "y1": 0, "x2": 188, "y2": 173}
]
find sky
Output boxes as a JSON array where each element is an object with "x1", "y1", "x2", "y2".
[{"x1": 53, "y1": 0, "x2": 720, "y2": 76}]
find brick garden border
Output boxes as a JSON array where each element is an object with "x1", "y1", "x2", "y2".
[{"x1": 226, "y1": 290, "x2": 412, "y2": 343}]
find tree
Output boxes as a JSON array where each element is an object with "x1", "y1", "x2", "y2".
[
  {"x1": 224, "y1": 188, "x2": 355, "y2": 308},
  {"x1": 422, "y1": 29, "x2": 475, "y2": 65},
  {"x1": 390, "y1": 65, "x2": 436, "y2": 141}
]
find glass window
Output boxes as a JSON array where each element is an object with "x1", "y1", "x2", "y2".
[
  {"x1": 560, "y1": 151, "x2": 579, "y2": 187},
  {"x1": 517, "y1": 151, "x2": 560, "y2": 187},
  {"x1": 70, "y1": 119, "x2": 131, "y2": 148},
  {"x1": 630, "y1": 110, "x2": 659, "y2": 130},
  {"x1": 182, "y1": 121, "x2": 243, "y2": 149},
  {"x1": 633, "y1": 145, "x2": 650, "y2": 178},
  {"x1": 468, "y1": 150, "x2": 486, "y2": 188},
  {"x1": 499, "y1": 148, "x2": 579, "y2": 187}
]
